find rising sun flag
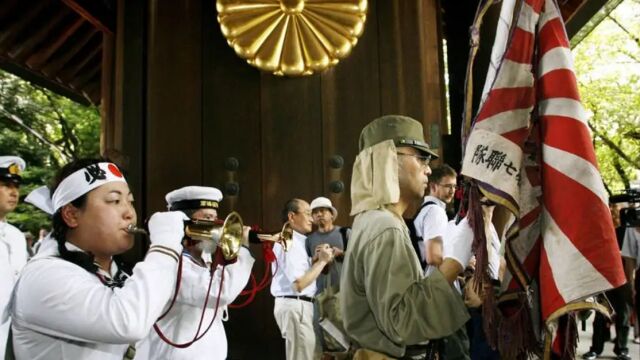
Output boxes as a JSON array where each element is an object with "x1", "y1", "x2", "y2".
[{"x1": 460, "y1": 0, "x2": 626, "y2": 358}]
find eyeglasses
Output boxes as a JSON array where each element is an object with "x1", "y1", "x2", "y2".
[
  {"x1": 397, "y1": 152, "x2": 431, "y2": 167},
  {"x1": 438, "y1": 183, "x2": 458, "y2": 191}
]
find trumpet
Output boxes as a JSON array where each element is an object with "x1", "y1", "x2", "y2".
[
  {"x1": 255, "y1": 222, "x2": 294, "y2": 251},
  {"x1": 126, "y1": 212, "x2": 245, "y2": 261}
]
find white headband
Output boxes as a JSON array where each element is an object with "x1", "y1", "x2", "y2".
[{"x1": 25, "y1": 162, "x2": 127, "y2": 215}]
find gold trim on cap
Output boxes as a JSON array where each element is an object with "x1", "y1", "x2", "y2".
[
  {"x1": 199, "y1": 200, "x2": 220, "y2": 208},
  {"x1": 8, "y1": 163, "x2": 20, "y2": 175}
]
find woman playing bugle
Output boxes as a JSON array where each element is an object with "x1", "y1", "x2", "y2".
[{"x1": 9, "y1": 159, "x2": 186, "y2": 359}]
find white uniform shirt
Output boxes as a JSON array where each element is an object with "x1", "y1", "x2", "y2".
[
  {"x1": 0, "y1": 220, "x2": 28, "y2": 358},
  {"x1": 270, "y1": 230, "x2": 316, "y2": 297},
  {"x1": 621, "y1": 227, "x2": 640, "y2": 269},
  {"x1": 9, "y1": 236, "x2": 180, "y2": 360},
  {"x1": 413, "y1": 196, "x2": 448, "y2": 276},
  {"x1": 137, "y1": 247, "x2": 254, "y2": 360}
]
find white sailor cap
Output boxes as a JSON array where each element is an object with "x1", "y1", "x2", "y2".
[
  {"x1": 0, "y1": 156, "x2": 26, "y2": 184},
  {"x1": 165, "y1": 186, "x2": 223, "y2": 211}
]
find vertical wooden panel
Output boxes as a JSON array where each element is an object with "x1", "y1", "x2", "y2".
[
  {"x1": 200, "y1": 0, "x2": 283, "y2": 357},
  {"x1": 258, "y1": 73, "x2": 323, "y2": 356},
  {"x1": 201, "y1": 0, "x2": 262, "y2": 230},
  {"x1": 101, "y1": 31, "x2": 115, "y2": 155},
  {"x1": 146, "y1": 0, "x2": 203, "y2": 212},
  {"x1": 377, "y1": 0, "x2": 445, "y2": 156},
  {"x1": 319, "y1": 0, "x2": 381, "y2": 226},
  {"x1": 113, "y1": 0, "x2": 146, "y2": 261},
  {"x1": 260, "y1": 75, "x2": 324, "y2": 230}
]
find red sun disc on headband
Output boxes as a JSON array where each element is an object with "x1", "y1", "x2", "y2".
[{"x1": 108, "y1": 164, "x2": 123, "y2": 178}]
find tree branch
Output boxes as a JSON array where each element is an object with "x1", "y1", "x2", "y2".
[
  {"x1": 589, "y1": 122, "x2": 640, "y2": 169},
  {"x1": 612, "y1": 156, "x2": 630, "y2": 189},
  {"x1": 41, "y1": 89, "x2": 80, "y2": 159},
  {"x1": 0, "y1": 105, "x2": 70, "y2": 162},
  {"x1": 607, "y1": 15, "x2": 640, "y2": 47}
]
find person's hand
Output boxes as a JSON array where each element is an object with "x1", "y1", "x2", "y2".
[
  {"x1": 148, "y1": 211, "x2": 189, "y2": 253},
  {"x1": 468, "y1": 256, "x2": 477, "y2": 271},
  {"x1": 331, "y1": 246, "x2": 344, "y2": 259},
  {"x1": 257, "y1": 233, "x2": 281, "y2": 243},
  {"x1": 316, "y1": 244, "x2": 333, "y2": 263},
  {"x1": 241, "y1": 226, "x2": 251, "y2": 246},
  {"x1": 464, "y1": 278, "x2": 483, "y2": 308}
]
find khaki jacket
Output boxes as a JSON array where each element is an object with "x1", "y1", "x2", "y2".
[{"x1": 340, "y1": 208, "x2": 469, "y2": 358}]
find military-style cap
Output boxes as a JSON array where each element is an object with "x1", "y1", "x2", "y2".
[
  {"x1": 0, "y1": 156, "x2": 26, "y2": 185},
  {"x1": 358, "y1": 115, "x2": 439, "y2": 159},
  {"x1": 165, "y1": 186, "x2": 223, "y2": 211}
]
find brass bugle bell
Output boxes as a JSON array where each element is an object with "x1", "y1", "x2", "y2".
[
  {"x1": 126, "y1": 211, "x2": 245, "y2": 260},
  {"x1": 256, "y1": 221, "x2": 294, "y2": 251}
]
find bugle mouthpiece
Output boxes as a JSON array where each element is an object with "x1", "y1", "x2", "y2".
[{"x1": 126, "y1": 224, "x2": 148, "y2": 235}]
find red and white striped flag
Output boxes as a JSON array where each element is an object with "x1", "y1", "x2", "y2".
[{"x1": 461, "y1": 0, "x2": 626, "y2": 357}]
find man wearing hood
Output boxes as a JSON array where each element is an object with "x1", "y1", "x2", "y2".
[{"x1": 340, "y1": 115, "x2": 472, "y2": 359}]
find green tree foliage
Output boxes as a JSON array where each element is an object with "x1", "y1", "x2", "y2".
[
  {"x1": 573, "y1": 0, "x2": 640, "y2": 194},
  {"x1": 0, "y1": 69, "x2": 100, "y2": 235}
]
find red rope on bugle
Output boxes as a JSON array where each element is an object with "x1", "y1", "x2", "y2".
[{"x1": 229, "y1": 243, "x2": 279, "y2": 309}]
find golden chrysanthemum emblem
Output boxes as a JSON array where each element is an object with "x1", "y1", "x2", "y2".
[{"x1": 216, "y1": 0, "x2": 368, "y2": 76}]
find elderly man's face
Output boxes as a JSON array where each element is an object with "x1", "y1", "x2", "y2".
[
  {"x1": 397, "y1": 147, "x2": 431, "y2": 201},
  {"x1": 289, "y1": 200, "x2": 313, "y2": 234}
]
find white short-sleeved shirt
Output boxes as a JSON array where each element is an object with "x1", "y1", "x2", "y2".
[
  {"x1": 413, "y1": 196, "x2": 448, "y2": 275},
  {"x1": 270, "y1": 230, "x2": 316, "y2": 297},
  {"x1": 621, "y1": 227, "x2": 640, "y2": 269}
]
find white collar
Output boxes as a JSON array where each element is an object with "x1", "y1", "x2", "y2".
[
  {"x1": 424, "y1": 195, "x2": 446, "y2": 209},
  {"x1": 292, "y1": 230, "x2": 307, "y2": 242}
]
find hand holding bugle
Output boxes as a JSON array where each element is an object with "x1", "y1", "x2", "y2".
[{"x1": 126, "y1": 212, "x2": 246, "y2": 260}]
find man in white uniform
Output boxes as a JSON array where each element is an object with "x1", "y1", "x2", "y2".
[
  {"x1": 140, "y1": 186, "x2": 255, "y2": 360},
  {"x1": 0, "y1": 156, "x2": 28, "y2": 358}
]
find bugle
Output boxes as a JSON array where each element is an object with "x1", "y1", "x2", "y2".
[
  {"x1": 126, "y1": 211, "x2": 245, "y2": 260},
  {"x1": 254, "y1": 221, "x2": 294, "y2": 251}
]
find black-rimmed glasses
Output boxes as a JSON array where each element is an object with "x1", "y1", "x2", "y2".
[{"x1": 397, "y1": 152, "x2": 431, "y2": 167}]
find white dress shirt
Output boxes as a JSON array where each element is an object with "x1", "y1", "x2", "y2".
[
  {"x1": 137, "y1": 247, "x2": 254, "y2": 360},
  {"x1": 270, "y1": 230, "x2": 316, "y2": 297},
  {"x1": 9, "y1": 236, "x2": 180, "y2": 360},
  {"x1": 0, "y1": 220, "x2": 28, "y2": 358}
]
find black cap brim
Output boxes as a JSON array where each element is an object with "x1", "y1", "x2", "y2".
[{"x1": 396, "y1": 139, "x2": 439, "y2": 159}]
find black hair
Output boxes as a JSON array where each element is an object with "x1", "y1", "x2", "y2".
[
  {"x1": 281, "y1": 198, "x2": 302, "y2": 223},
  {"x1": 50, "y1": 158, "x2": 104, "y2": 274}
]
